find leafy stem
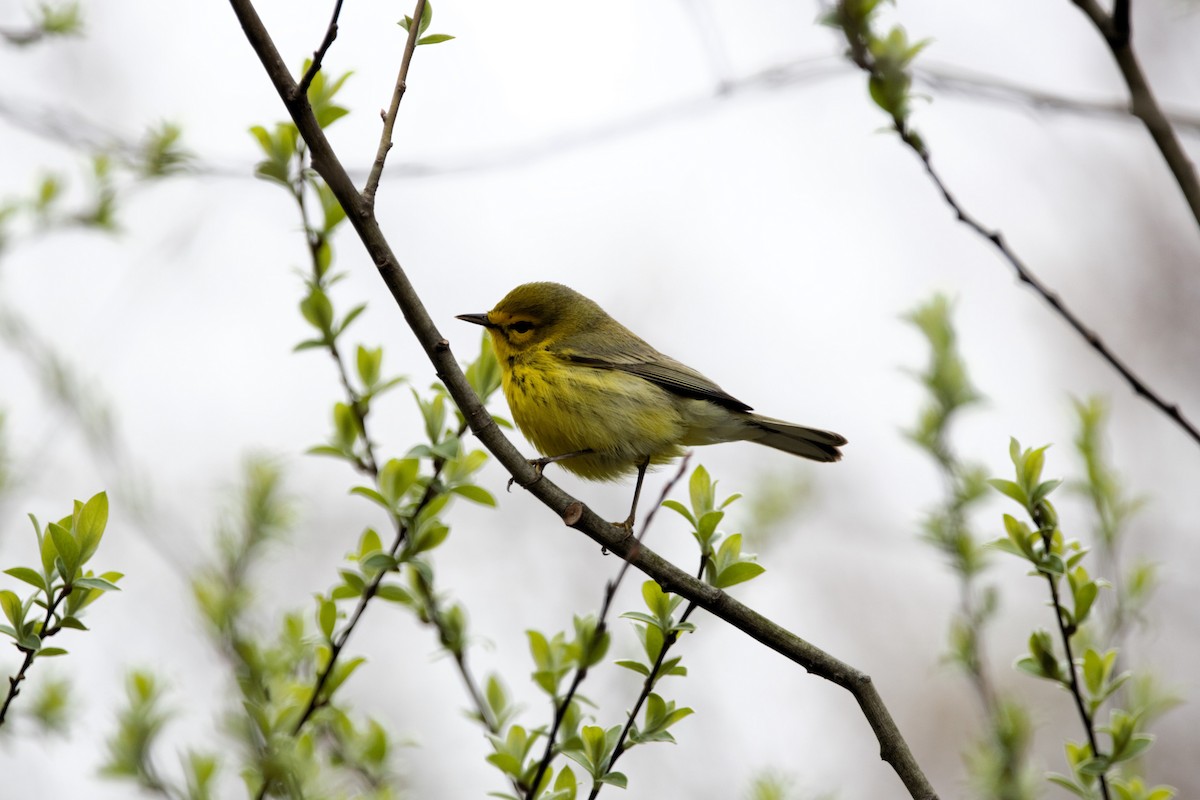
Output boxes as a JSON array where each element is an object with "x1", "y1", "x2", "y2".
[
  {"x1": 590, "y1": 560, "x2": 704, "y2": 800},
  {"x1": 524, "y1": 456, "x2": 691, "y2": 798},
  {"x1": 1036, "y1": 526, "x2": 1108, "y2": 800},
  {"x1": 0, "y1": 582, "x2": 69, "y2": 726},
  {"x1": 830, "y1": 0, "x2": 1200, "y2": 449}
]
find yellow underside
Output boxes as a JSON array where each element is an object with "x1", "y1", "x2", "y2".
[{"x1": 501, "y1": 351, "x2": 747, "y2": 481}]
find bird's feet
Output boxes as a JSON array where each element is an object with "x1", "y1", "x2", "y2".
[
  {"x1": 507, "y1": 456, "x2": 552, "y2": 492},
  {"x1": 612, "y1": 514, "x2": 636, "y2": 540}
]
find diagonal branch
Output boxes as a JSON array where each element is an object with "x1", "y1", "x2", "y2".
[
  {"x1": 293, "y1": 0, "x2": 346, "y2": 99},
  {"x1": 908, "y1": 140, "x2": 1200, "y2": 448},
  {"x1": 225, "y1": 2, "x2": 939, "y2": 797},
  {"x1": 1070, "y1": 0, "x2": 1200, "y2": 235},
  {"x1": 526, "y1": 457, "x2": 690, "y2": 798},
  {"x1": 838, "y1": 9, "x2": 1200, "y2": 450},
  {"x1": 362, "y1": 0, "x2": 427, "y2": 208}
]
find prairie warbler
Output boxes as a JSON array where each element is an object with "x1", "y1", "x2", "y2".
[{"x1": 458, "y1": 282, "x2": 845, "y2": 528}]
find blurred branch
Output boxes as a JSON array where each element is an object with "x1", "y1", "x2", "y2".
[
  {"x1": 915, "y1": 147, "x2": 1200, "y2": 447},
  {"x1": 7, "y1": 55, "x2": 1200, "y2": 182},
  {"x1": 832, "y1": 1, "x2": 1200, "y2": 450},
  {"x1": 226, "y1": 3, "x2": 939, "y2": 797},
  {"x1": 0, "y1": 1, "x2": 83, "y2": 46},
  {"x1": 916, "y1": 61, "x2": 1200, "y2": 135},
  {"x1": 1070, "y1": 0, "x2": 1200, "y2": 235},
  {"x1": 0, "y1": 303, "x2": 191, "y2": 574}
]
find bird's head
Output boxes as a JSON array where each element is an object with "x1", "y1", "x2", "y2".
[{"x1": 457, "y1": 282, "x2": 605, "y2": 358}]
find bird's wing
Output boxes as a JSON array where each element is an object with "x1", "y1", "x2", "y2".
[{"x1": 566, "y1": 351, "x2": 754, "y2": 412}]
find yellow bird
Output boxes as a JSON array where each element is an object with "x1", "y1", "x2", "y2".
[{"x1": 458, "y1": 282, "x2": 846, "y2": 528}]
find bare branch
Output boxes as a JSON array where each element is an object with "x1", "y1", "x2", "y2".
[
  {"x1": 1071, "y1": 0, "x2": 1200, "y2": 236},
  {"x1": 362, "y1": 0, "x2": 427, "y2": 207},
  {"x1": 909, "y1": 136, "x2": 1200, "y2": 447},
  {"x1": 293, "y1": 0, "x2": 346, "y2": 99},
  {"x1": 1112, "y1": 0, "x2": 1131, "y2": 43},
  {"x1": 837, "y1": 6, "x2": 1200, "y2": 450},
  {"x1": 915, "y1": 62, "x2": 1200, "y2": 135},
  {"x1": 225, "y1": 2, "x2": 940, "y2": 796}
]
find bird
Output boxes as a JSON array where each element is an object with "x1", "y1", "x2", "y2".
[{"x1": 457, "y1": 282, "x2": 846, "y2": 529}]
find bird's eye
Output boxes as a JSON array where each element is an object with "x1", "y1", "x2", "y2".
[{"x1": 510, "y1": 321, "x2": 535, "y2": 334}]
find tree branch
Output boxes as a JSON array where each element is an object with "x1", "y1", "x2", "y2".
[
  {"x1": 293, "y1": 0, "x2": 346, "y2": 99},
  {"x1": 1071, "y1": 0, "x2": 1200, "y2": 236},
  {"x1": 0, "y1": 584, "x2": 68, "y2": 727},
  {"x1": 914, "y1": 62, "x2": 1200, "y2": 136},
  {"x1": 225, "y1": 2, "x2": 939, "y2": 796},
  {"x1": 838, "y1": 8, "x2": 1200, "y2": 450},
  {"x1": 362, "y1": 0, "x2": 426, "y2": 208},
  {"x1": 1039, "y1": 532, "x2": 1111, "y2": 800},
  {"x1": 526, "y1": 458, "x2": 690, "y2": 798},
  {"x1": 908, "y1": 140, "x2": 1200, "y2": 448}
]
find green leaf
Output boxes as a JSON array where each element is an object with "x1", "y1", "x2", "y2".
[
  {"x1": 4, "y1": 567, "x2": 46, "y2": 593},
  {"x1": 73, "y1": 576, "x2": 121, "y2": 592},
  {"x1": 48, "y1": 522, "x2": 79, "y2": 579},
  {"x1": 76, "y1": 491, "x2": 109, "y2": 564},
  {"x1": 599, "y1": 772, "x2": 627, "y2": 789},
  {"x1": 450, "y1": 484, "x2": 495, "y2": 506},
  {"x1": 614, "y1": 659, "x2": 650, "y2": 676},
  {"x1": 379, "y1": 458, "x2": 420, "y2": 505},
  {"x1": 335, "y1": 306, "x2": 367, "y2": 342},
  {"x1": 1047, "y1": 774, "x2": 1091, "y2": 798},
  {"x1": 376, "y1": 584, "x2": 413, "y2": 605},
  {"x1": 641, "y1": 580, "x2": 671, "y2": 620},
  {"x1": 0, "y1": 590, "x2": 23, "y2": 628},
  {"x1": 323, "y1": 655, "x2": 366, "y2": 697},
  {"x1": 359, "y1": 528, "x2": 384, "y2": 556},
  {"x1": 661, "y1": 499, "x2": 694, "y2": 526},
  {"x1": 1022, "y1": 446, "x2": 1047, "y2": 488},
  {"x1": 688, "y1": 465, "x2": 714, "y2": 516},
  {"x1": 38, "y1": 647, "x2": 68, "y2": 657},
  {"x1": 318, "y1": 597, "x2": 337, "y2": 640},
  {"x1": 350, "y1": 485, "x2": 392, "y2": 511},
  {"x1": 418, "y1": 0, "x2": 433, "y2": 35},
  {"x1": 714, "y1": 561, "x2": 765, "y2": 588},
  {"x1": 988, "y1": 478, "x2": 1027, "y2": 507},
  {"x1": 356, "y1": 345, "x2": 382, "y2": 389},
  {"x1": 361, "y1": 552, "x2": 398, "y2": 573},
  {"x1": 418, "y1": 33, "x2": 455, "y2": 44}
]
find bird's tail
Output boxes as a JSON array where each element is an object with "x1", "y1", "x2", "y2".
[{"x1": 745, "y1": 415, "x2": 846, "y2": 463}]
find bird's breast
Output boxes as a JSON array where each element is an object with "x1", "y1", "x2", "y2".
[{"x1": 500, "y1": 353, "x2": 690, "y2": 480}]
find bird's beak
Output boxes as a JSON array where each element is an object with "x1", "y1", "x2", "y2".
[{"x1": 456, "y1": 312, "x2": 494, "y2": 328}]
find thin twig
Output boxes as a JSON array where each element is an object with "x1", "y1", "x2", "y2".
[
  {"x1": 293, "y1": 170, "x2": 380, "y2": 475},
  {"x1": 526, "y1": 457, "x2": 691, "y2": 798},
  {"x1": 0, "y1": 586, "x2": 68, "y2": 726},
  {"x1": 1070, "y1": 0, "x2": 1200, "y2": 235},
  {"x1": 841, "y1": 16, "x2": 1200, "y2": 450},
  {"x1": 227, "y1": 4, "x2": 939, "y2": 796},
  {"x1": 362, "y1": 0, "x2": 427, "y2": 208},
  {"x1": 293, "y1": 0, "x2": 346, "y2": 99},
  {"x1": 1038, "y1": 529, "x2": 1112, "y2": 800},
  {"x1": 8, "y1": 54, "x2": 1200, "y2": 186},
  {"x1": 915, "y1": 62, "x2": 1200, "y2": 135},
  {"x1": 907, "y1": 140, "x2": 1200, "y2": 447},
  {"x1": 591, "y1": 557, "x2": 706, "y2": 800}
]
